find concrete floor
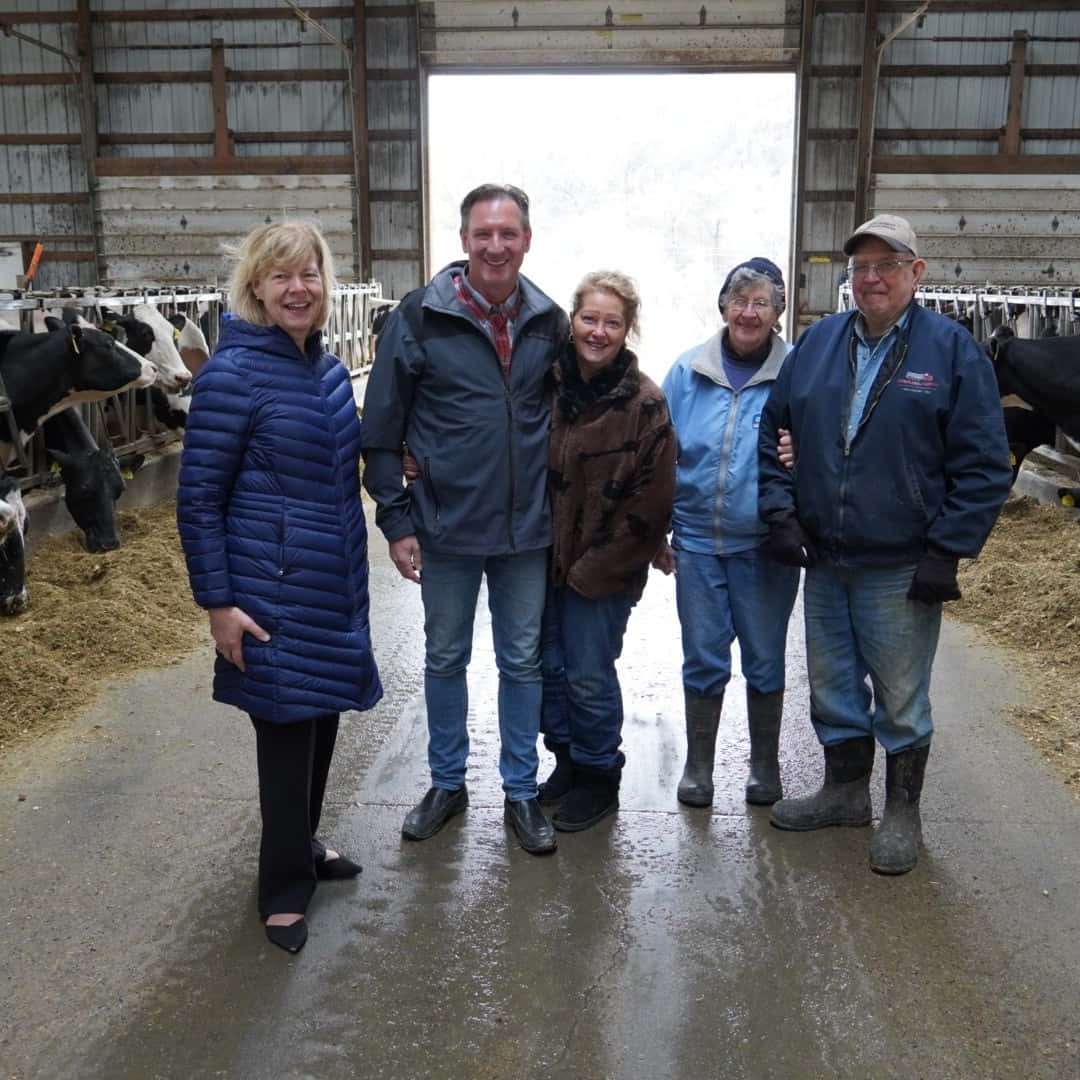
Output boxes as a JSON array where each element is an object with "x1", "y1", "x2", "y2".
[{"x1": 1, "y1": 510, "x2": 1078, "y2": 1080}]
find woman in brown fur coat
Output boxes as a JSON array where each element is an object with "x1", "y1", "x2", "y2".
[{"x1": 538, "y1": 270, "x2": 676, "y2": 832}]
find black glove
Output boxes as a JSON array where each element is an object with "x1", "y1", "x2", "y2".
[
  {"x1": 766, "y1": 511, "x2": 818, "y2": 568},
  {"x1": 907, "y1": 545, "x2": 961, "y2": 604}
]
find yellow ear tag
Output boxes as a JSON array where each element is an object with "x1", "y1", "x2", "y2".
[
  {"x1": 1062, "y1": 492, "x2": 1076, "y2": 508},
  {"x1": 122, "y1": 470, "x2": 135, "y2": 480},
  {"x1": 50, "y1": 462, "x2": 61, "y2": 474},
  {"x1": 101, "y1": 319, "x2": 115, "y2": 334},
  {"x1": 172, "y1": 327, "x2": 182, "y2": 343}
]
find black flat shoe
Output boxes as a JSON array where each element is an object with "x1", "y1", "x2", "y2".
[
  {"x1": 265, "y1": 918, "x2": 308, "y2": 954},
  {"x1": 316, "y1": 853, "x2": 362, "y2": 880}
]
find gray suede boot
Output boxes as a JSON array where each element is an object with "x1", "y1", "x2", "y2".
[
  {"x1": 770, "y1": 735, "x2": 875, "y2": 830},
  {"x1": 869, "y1": 744, "x2": 930, "y2": 875},
  {"x1": 677, "y1": 690, "x2": 724, "y2": 807},
  {"x1": 745, "y1": 687, "x2": 784, "y2": 805}
]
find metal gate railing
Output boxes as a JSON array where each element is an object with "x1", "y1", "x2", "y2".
[{"x1": 1, "y1": 282, "x2": 393, "y2": 495}]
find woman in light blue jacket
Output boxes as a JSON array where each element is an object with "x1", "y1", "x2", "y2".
[{"x1": 655, "y1": 258, "x2": 798, "y2": 809}]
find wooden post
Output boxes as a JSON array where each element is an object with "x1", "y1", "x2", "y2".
[
  {"x1": 211, "y1": 39, "x2": 234, "y2": 159},
  {"x1": 790, "y1": 0, "x2": 817, "y2": 333},
  {"x1": 76, "y1": 0, "x2": 102, "y2": 285},
  {"x1": 351, "y1": 0, "x2": 371, "y2": 283},
  {"x1": 999, "y1": 30, "x2": 1029, "y2": 156},
  {"x1": 854, "y1": 0, "x2": 880, "y2": 228}
]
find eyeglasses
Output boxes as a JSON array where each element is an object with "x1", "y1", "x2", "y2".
[
  {"x1": 728, "y1": 296, "x2": 775, "y2": 313},
  {"x1": 847, "y1": 258, "x2": 916, "y2": 279}
]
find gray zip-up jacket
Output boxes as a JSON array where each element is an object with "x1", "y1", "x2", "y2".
[{"x1": 360, "y1": 261, "x2": 568, "y2": 556}]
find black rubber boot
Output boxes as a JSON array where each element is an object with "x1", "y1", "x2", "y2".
[
  {"x1": 552, "y1": 755, "x2": 623, "y2": 833},
  {"x1": 770, "y1": 735, "x2": 875, "y2": 830},
  {"x1": 745, "y1": 687, "x2": 784, "y2": 805},
  {"x1": 537, "y1": 737, "x2": 574, "y2": 806},
  {"x1": 677, "y1": 690, "x2": 724, "y2": 807},
  {"x1": 869, "y1": 744, "x2": 930, "y2": 875}
]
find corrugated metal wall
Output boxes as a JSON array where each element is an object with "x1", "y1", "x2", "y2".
[
  {"x1": 2, "y1": 1, "x2": 1078, "y2": 315},
  {"x1": 0, "y1": 0, "x2": 423, "y2": 295},
  {"x1": 796, "y1": 2, "x2": 1080, "y2": 325}
]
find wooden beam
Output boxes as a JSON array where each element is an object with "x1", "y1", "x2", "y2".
[
  {"x1": 0, "y1": 134, "x2": 80, "y2": 145},
  {"x1": 97, "y1": 131, "x2": 354, "y2": 145},
  {"x1": 93, "y1": 155, "x2": 354, "y2": 177},
  {"x1": 371, "y1": 249, "x2": 423, "y2": 261},
  {"x1": 77, "y1": 0, "x2": 101, "y2": 285},
  {"x1": 873, "y1": 154, "x2": 1080, "y2": 174},
  {"x1": 812, "y1": 127, "x2": 1080, "y2": 141},
  {"x1": 0, "y1": 193, "x2": 90, "y2": 205},
  {"x1": 790, "y1": 0, "x2": 816, "y2": 325},
  {"x1": 820, "y1": 0, "x2": 1079, "y2": 11},
  {"x1": 812, "y1": 63, "x2": 1080, "y2": 78},
  {"x1": 853, "y1": 0, "x2": 880, "y2": 226},
  {"x1": 0, "y1": 234, "x2": 94, "y2": 244},
  {"x1": 211, "y1": 39, "x2": 234, "y2": 158},
  {"x1": 351, "y1": 0, "x2": 371, "y2": 282},
  {"x1": 369, "y1": 190, "x2": 421, "y2": 202},
  {"x1": 0, "y1": 7, "x2": 355, "y2": 25},
  {"x1": 999, "y1": 30, "x2": 1028, "y2": 156}
]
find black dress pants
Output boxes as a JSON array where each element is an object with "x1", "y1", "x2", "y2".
[{"x1": 250, "y1": 712, "x2": 340, "y2": 917}]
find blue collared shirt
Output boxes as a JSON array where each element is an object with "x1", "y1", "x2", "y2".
[{"x1": 846, "y1": 306, "x2": 913, "y2": 443}]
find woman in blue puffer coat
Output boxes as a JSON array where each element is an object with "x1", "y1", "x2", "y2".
[{"x1": 177, "y1": 222, "x2": 382, "y2": 953}]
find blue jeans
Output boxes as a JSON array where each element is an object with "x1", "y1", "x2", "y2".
[
  {"x1": 540, "y1": 584, "x2": 635, "y2": 769},
  {"x1": 804, "y1": 562, "x2": 941, "y2": 754},
  {"x1": 674, "y1": 548, "x2": 800, "y2": 697},
  {"x1": 420, "y1": 547, "x2": 548, "y2": 801}
]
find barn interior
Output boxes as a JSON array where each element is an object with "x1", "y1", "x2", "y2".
[{"x1": 2, "y1": 0, "x2": 1079, "y2": 520}]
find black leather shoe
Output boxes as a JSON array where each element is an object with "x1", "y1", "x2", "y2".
[
  {"x1": 265, "y1": 918, "x2": 308, "y2": 954},
  {"x1": 402, "y1": 785, "x2": 469, "y2": 840},
  {"x1": 504, "y1": 797, "x2": 557, "y2": 854}
]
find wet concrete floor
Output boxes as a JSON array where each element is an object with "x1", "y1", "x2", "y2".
[{"x1": 2, "y1": 510, "x2": 1078, "y2": 1079}]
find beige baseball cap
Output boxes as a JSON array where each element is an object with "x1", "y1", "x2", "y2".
[{"x1": 843, "y1": 213, "x2": 919, "y2": 257}]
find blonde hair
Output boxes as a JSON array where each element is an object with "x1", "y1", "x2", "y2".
[
  {"x1": 226, "y1": 221, "x2": 335, "y2": 329},
  {"x1": 571, "y1": 270, "x2": 641, "y2": 339}
]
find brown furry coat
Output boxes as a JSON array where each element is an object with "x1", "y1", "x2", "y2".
[{"x1": 548, "y1": 342, "x2": 676, "y2": 601}]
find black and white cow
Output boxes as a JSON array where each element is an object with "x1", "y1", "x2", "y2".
[
  {"x1": 984, "y1": 329, "x2": 1080, "y2": 477},
  {"x1": 42, "y1": 409, "x2": 128, "y2": 552},
  {"x1": 0, "y1": 321, "x2": 155, "y2": 465},
  {"x1": 167, "y1": 312, "x2": 211, "y2": 380},
  {"x1": 129, "y1": 304, "x2": 193, "y2": 394},
  {"x1": 0, "y1": 473, "x2": 28, "y2": 616}
]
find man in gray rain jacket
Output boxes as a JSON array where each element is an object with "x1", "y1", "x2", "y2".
[{"x1": 360, "y1": 183, "x2": 568, "y2": 855}]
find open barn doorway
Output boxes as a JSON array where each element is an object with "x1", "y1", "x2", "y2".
[{"x1": 427, "y1": 72, "x2": 796, "y2": 380}]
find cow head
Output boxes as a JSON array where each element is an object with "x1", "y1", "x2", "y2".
[
  {"x1": 69, "y1": 323, "x2": 157, "y2": 394},
  {"x1": 112, "y1": 314, "x2": 156, "y2": 358},
  {"x1": 167, "y1": 313, "x2": 211, "y2": 380},
  {"x1": 49, "y1": 445, "x2": 126, "y2": 552},
  {"x1": 131, "y1": 305, "x2": 193, "y2": 393},
  {"x1": 0, "y1": 476, "x2": 28, "y2": 615}
]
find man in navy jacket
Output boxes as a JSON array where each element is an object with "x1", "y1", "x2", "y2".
[
  {"x1": 361, "y1": 184, "x2": 567, "y2": 855},
  {"x1": 759, "y1": 214, "x2": 1012, "y2": 875}
]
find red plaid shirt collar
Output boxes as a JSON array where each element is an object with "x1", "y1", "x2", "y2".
[{"x1": 453, "y1": 269, "x2": 522, "y2": 378}]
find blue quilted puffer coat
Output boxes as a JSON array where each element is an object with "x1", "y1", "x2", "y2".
[{"x1": 177, "y1": 315, "x2": 382, "y2": 723}]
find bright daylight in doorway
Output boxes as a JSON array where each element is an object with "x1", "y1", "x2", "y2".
[{"x1": 427, "y1": 72, "x2": 795, "y2": 380}]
